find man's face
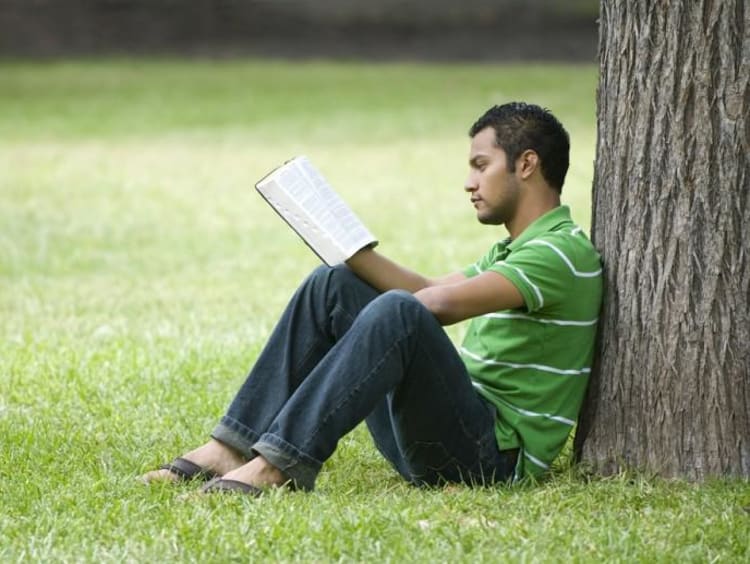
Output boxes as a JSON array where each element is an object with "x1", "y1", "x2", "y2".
[{"x1": 465, "y1": 127, "x2": 521, "y2": 226}]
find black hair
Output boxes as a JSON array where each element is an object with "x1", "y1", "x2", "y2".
[{"x1": 469, "y1": 102, "x2": 570, "y2": 192}]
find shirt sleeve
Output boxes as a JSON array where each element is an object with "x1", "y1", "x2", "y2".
[
  {"x1": 462, "y1": 248, "x2": 494, "y2": 279},
  {"x1": 487, "y1": 241, "x2": 573, "y2": 313}
]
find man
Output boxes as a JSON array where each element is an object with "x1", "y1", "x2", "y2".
[{"x1": 142, "y1": 102, "x2": 602, "y2": 494}]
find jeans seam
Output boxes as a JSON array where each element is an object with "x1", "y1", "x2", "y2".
[{"x1": 329, "y1": 302, "x2": 357, "y2": 336}]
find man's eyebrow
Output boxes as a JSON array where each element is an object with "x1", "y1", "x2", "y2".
[{"x1": 469, "y1": 154, "x2": 487, "y2": 166}]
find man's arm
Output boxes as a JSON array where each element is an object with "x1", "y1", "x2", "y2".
[
  {"x1": 345, "y1": 247, "x2": 524, "y2": 326},
  {"x1": 414, "y1": 271, "x2": 524, "y2": 325},
  {"x1": 345, "y1": 247, "x2": 466, "y2": 293}
]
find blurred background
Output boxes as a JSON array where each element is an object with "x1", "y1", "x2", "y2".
[
  {"x1": 1, "y1": 1, "x2": 602, "y2": 340},
  {"x1": 0, "y1": 0, "x2": 598, "y2": 61}
]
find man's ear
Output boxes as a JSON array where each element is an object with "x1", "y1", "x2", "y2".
[{"x1": 516, "y1": 150, "x2": 540, "y2": 180}]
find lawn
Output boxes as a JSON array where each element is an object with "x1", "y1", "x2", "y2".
[{"x1": 1, "y1": 59, "x2": 747, "y2": 562}]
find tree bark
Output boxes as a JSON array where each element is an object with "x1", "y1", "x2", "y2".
[{"x1": 576, "y1": 0, "x2": 750, "y2": 479}]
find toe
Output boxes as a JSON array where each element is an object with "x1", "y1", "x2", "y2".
[{"x1": 139, "y1": 468, "x2": 180, "y2": 484}]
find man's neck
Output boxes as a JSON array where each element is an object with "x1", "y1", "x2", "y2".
[{"x1": 506, "y1": 192, "x2": 561, "y2": 240}]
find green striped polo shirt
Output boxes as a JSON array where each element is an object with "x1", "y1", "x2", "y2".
[{"x1": 460, "y1": 205, "x2": 602, "y2": 480}]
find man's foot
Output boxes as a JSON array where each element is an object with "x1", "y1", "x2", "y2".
[
  {"x1": 200, "y1": 455, "x2": 291, "y2": 494},
  {"x1": 140, "y1": 439, "x2": 247, "y2": 484}
]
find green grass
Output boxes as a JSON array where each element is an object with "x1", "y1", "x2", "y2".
[{"x1": 1, "y1": 59, "x2": 747, "y2": 562}]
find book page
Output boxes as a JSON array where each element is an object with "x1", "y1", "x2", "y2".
[
  {"x1": 256, "y1": 156, "x2": 377, "y2": 265},
  {"x1": 293, "y1": 157, "x2": 374, "y2": 254}
]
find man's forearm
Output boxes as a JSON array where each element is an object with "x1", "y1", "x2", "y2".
[{"x1": 345, "y1": 248, "x2": 430, "y2": 293}]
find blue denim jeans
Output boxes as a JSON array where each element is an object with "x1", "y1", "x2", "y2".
[{"x1": 211, "y1": 265, "x2": 515, "y2": 490}]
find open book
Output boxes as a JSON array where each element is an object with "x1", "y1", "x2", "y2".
[{"x1": 255, "y1": 156, "x2": 378, "y2": 266}]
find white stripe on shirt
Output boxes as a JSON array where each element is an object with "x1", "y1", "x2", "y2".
[
  {"x1": 524, "y1": 450, "x2": 550, "y2": 470},
  {"x1": 496, "y1": 261, "x2": 544, "y2": 308},
  {"x1": 461, "y1": 347, "x2": 590, "y2": 376},
  {"x1": 484, "y1": 312, "x2": 598, "y2": 327},
  {"x1": 473, "y1": 382, "x2": 577, "y2": 427},
  {"x1": 524, "y1": 239, "x2": 602, "y2": 278},
  {"x1": 498, "y1": 398, "x2": 576, "y2": 426}
]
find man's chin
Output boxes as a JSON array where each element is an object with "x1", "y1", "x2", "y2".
[{"x1": 476, "y1": 214, "x2": 503, "y2": 226}]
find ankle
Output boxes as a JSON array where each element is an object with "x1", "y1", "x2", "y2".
[
  {"x1": 186, "y1": 440, "x2": 247, "y2": 474},
  {"x1": 252, "y1": 456, "x2": 289, "y2": 487}
]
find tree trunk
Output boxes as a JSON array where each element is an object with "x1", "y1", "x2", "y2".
[{"x1": 575, "y1": 0, "x2": 750, "y2": 479}]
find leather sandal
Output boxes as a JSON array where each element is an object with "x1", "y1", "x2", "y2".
[
  {"x1": 159, "y1": 457, "x2": 218, "y2": 482},
  {"x1": 200, "y1": 477, "x2": 263, "y2": 496}
]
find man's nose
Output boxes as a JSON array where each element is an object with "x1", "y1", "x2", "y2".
[{"x1": 464, "y1": 176, "x2": 477, "y2": 192}]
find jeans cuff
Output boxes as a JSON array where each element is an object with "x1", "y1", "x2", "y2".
[
  {"x1": 211, "y1": 416, "x2": 261, "y2": 459},
  {"x1": 252, "y1": 434, "x2": 321, "y2": 491}
]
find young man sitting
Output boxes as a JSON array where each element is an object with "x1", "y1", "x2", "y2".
[{"x1": 141, "y1": 102, "x2": 603, "y2": 494}]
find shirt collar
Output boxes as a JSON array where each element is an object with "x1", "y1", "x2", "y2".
[{"x1": 507, "y1": 205, "x2": 574, "y2": 251}]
